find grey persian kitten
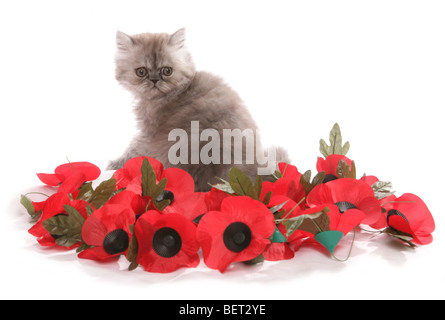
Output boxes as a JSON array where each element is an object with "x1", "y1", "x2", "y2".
[{"x1": 107, "y1": 28, "x2": 290, "y2": 191}]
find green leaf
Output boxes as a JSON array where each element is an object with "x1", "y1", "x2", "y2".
[
  {"x1": 300, "y1": 170, "x2": 326, "y2": 195},
  {"x1": 42, "y1": 205, "x2": 86, "y2": 248},
  {"x1": 76, "y1": 182, "x2": 94, "y2": 201},
  {"x1": 336, "y1": 159, "x2": 356, "y2": 179},
  {"x1": 141, "y1": 158, "x2": 157, "y2": 197},
  {"x1": 211, "y1": 177, "x2": 235, "y2": 194},
  {"x1": 253, "y1": 175, "x2": 263, "y2": 201},
  {"x1": 281, "y1": 207, "x2": 330, "y2": 238},
  {"x1": 140, "y1": 158, "x2": 170, "y2": 210},
  {"x1": 262, "y1": 191, "x2": 272, "y2": 206},
  {"x1": 372, "y1": 181, "x2": 395, "y2": 200},
  {"x1": 229, "y1": 167, "x2": 259, "y2": 199},
  {"x1": 20, "y1": 194, "x2": 40, "y2": 219},
  {"x1": 319, "y1": 123, "x2": 350, "y2": 157},
  {"x1": 88, "y1": 178, "x2": 117, "y2": 209},
  {"x1": 384, "y1": 227, "x2": 416, "y2": 247},
  {"x1": 269, "y1": 200, "x2": 289, "y2": 215},
  {"x1": 126, "y1": 224, "x2": 139, "y2": 271}
]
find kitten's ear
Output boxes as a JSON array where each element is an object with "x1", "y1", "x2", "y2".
[
  {"x1": 116, "y1": 31, "x2": 134, "y2": 51},
  {"x1": 169, "y1": 28, "x2": 186, "y2": 48}
]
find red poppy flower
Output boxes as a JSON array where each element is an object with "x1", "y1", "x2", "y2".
[
  {"x1": 78, "y1": 204, "x2": 135, "y2": 261},
  {"x1": 196, "y1": 196, "x2": 275, "y2": 273},
  {"x1": 306, "y1": 178, "x2": 381, "y2": 226},
  {"x1": 261, "y1": 163, "x2": 306, "y2": 209},
  {"x1": 384, "y1": 193, "x2": 435, "y2": 245},
  {"x1": 204, "y1": 187, "x2": 231, "y2": 212},
  {"x1": 113, "y1": 157, "x2": 206, "y2": 221},
  {"x1": 28, "y1": 193, "x2": 89, "y2": 248},
  {"x1": 113, "y1": 156, "x2": 164, "y2": 192},
  {"x1": 135, "y1": 211, "x2": 200, "y2": 273},
  {"x1": 37, "y1": 162, "x2": 101, "y2": 187},
  {"x1": 160, "y1": 168, "x2": 207, "y2": 222},
  {"x1": 316, "y1": 155, "x2": 352, "y2": 182}
]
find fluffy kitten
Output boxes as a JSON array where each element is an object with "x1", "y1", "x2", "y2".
[{"x1": 107, "y1": 28, "x2": 290, "y2": 191}]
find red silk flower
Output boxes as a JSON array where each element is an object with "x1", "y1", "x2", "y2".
[
  {"x1": 196, "y1": 196, "x2": 275, "y2": 272},
  {"x1": 316, "y1": 155, "x2": 352, "y2": 182},
  {"x1": 384, "y1": 193, "x2": 435, "y2": 245},
  {"x1": 28, "y1": 193, "x2": 89, "y2": 248},
  {"x1": 113, "y1": 157, "x2": 206, "y2": 221},
  {"x1": 261, "y1": 163, "x2": 306, "y2": 208},
  {"x1": 307, "y1": 178, "x2": 381, "y2": 226},
  {"x1": 37, "y1": 162, "x2": 101, "y2": 187},
  {"x1": 78, "y1": 204, "x2": 135, "y2": 261},
  {"x1": 135, "y1": 211, "x2": 200, "y2": 273}
]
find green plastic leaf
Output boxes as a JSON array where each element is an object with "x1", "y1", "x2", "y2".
[
  {"x1": 229, "y1": 167, "x2": 259, "y2": 200},
  {"x1": 126, "y1": 224, "x2": 139, "y2": 271},
  {"x1": 372, "y1": 181, "x2": 395, "y2": 200},
  {"x1": 42, "y1": 205, "x2": 86, "y2": 247},
  {"x1": 319, "y1": 123, "x2": 350, "y2": 157},
  {"x1": 281, "y1": 207, "x2": 330, "y2": 238},
  {"x1": 314, "y1": 230, "x2": 344, "y2": 253},
  {"x1": 88, "y1": 178, "x2": 117, "y2": 209},
  {"x1": 141, "y1": 158, "x2": 157, "y2": 197},
  {"x1": 300, "y1": 170, "x2": 326, "y2": 195},
  {"x1": 336, "y1": 159, "x2": 356, "y2": 179},
  {"x1": 76, "y1": 182, "x2": 94, "y2": 202},
  {"x1": 20, "y1": 194, "x2": 40, "y2": 219},
  {"x1": 211, "y1": 177, "x2": 235, "y2": 194},
  {"x1": 384, "y1": 227, "x2": 416, "y2": 247},
  {"x1": 140, "y1": 159, "x2": 170, "y2": 210}
]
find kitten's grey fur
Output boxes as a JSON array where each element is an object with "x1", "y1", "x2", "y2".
[{"x1": 107, "y1": 28, "x2": 290, "y2": 191}]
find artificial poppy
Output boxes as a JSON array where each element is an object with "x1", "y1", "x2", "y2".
[
  {"x1": 196, "y1": 196, "x2": 275, "y2": 273},
  {"x1": 37, "y1": 161, "x2": 101, "y2": 187},
  {"x1": 78, "y1": 204, "x2": 135, "y2": 261},
  {"x1": 261, "y1": 163, "x2": 306, "y2": 209},
  {"x1": 160, "y1": 168, "x2": 207, "y2": 221},
  {"x1": 28, "y1": 193, "x2": 89, "y2": 248},
  {"x1": 306, "y1": 178, "x2": 381, "y2": 226},
  {"x1": 135, "y1": 211, "x2": 200, "y2": 273},
  {"x1": 316, "y1": 155, "x2": 352, "y2": 182},
  {"x1": 204, "y1": 186, "x2": 231, "y2": 212},
  {"x1": 113, "y1": 157, "x2": 206, "y2": 221},
  {"x1": 112, "y1": 156, "x2": 164, "y2": 192},
  {"x1": 384, "y1": 193, "x2": 435, "y2": 245}
]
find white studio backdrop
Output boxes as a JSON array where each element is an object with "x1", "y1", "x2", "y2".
[{"x1": 0, "y1": 0, "x2": 444, "y2": 300}]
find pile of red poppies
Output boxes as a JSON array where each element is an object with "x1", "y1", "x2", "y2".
[{"x1": 21, "y1": 124, "x2": 435, "y2": 273}]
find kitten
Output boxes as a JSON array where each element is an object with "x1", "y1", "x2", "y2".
[{"x1": 107, "y1": 28, "x2": 290, "y2": 191}]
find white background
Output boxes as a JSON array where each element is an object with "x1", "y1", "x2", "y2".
[{"x1": 1, "y1": 0, "x2": 444, "y2": 300}]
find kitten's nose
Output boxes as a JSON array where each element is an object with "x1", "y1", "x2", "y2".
[{"x1": 150, "y1": 79, "x2": 160, "y2": 84}]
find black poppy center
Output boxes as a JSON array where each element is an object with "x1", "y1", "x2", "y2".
[
  {"x1": 323, "y1": 174, "x2": 338, "y2": 183},
  {"x1": 103, "y1": 229, "x2": 129, "y2": 255},
  {"x1": 223, "y1": 222, "x2": 252, "y2": 253},
  {"x1": 156, "y1": 190, "x2": 174, "y2": 204},
  {"x1": 152, "y1": 227, "x2": 182, "y2": 258},
  {"x1": 335, "y1": 201, "x2": 358, "y2": 214},
  {"x1": 387, "y1": 209, "x2": 409, "y2": 224}
]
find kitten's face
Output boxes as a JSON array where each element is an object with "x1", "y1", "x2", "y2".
[{"x1": 115, "y1": 29, "x2": 195, "y2": 99}]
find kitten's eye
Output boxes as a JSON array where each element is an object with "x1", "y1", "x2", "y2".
[
  {"x1": 135, "y1": 67, "x2": 148, "y2": 78},
  {"x1": 161, "y1": 67, "x2": 173, "y2": 77}
]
